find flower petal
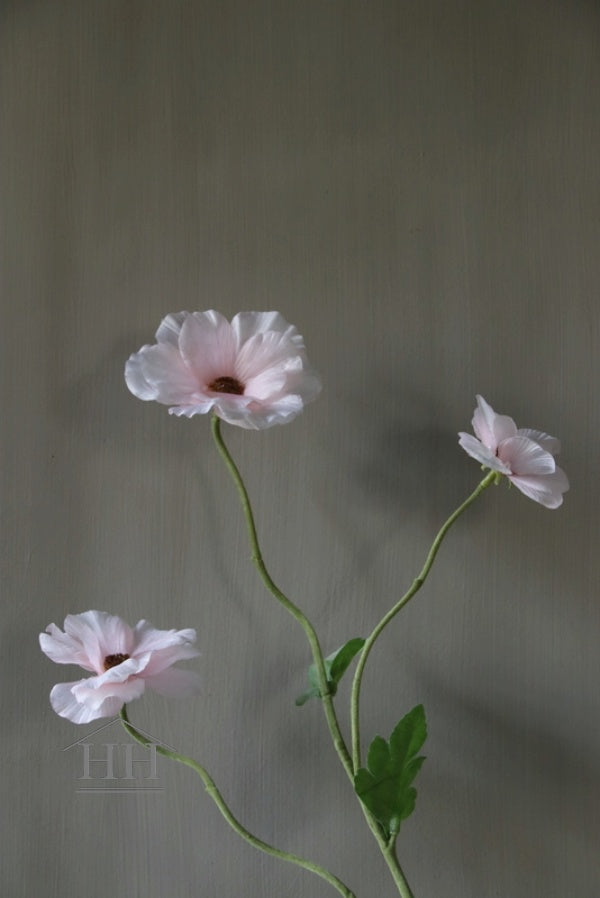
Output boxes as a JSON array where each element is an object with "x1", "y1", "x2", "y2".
[
  {"x1": 39, "y1": 624, "x2": 96, "y2": 671},
  {"x1": 127, "y1": 343, "x2": 201, "y2": 404},
  {"x1": 499, "y1": 436, "x2": 556, "y2": 476},
  {"x1": 517, "y1": 428, "x2": 561, "y2": 455},
  {"x1": 132, "y1": 622, "x2": 199, "y2": 675},
  {"x1": 458, "y1": 433, "x2": 511, "y2": 474},
  {"x1": 231, "y1": 311, "x2": 302, "y2": 348},
  {"x1": 155, "y1": 311, "x2": 188, "y2": 346},
  {"x1": 179, "y1": 311, "x2": 237, "y2": 383},
  {"x1": 62, "y1": 611, "x2": 134, "y2": 674},
  {"x1": 509, "y1": 467, "x2": 569, "y2": 508},
  {"x1": 472, "y1": 395, "x2": 517, "y2": 450},
  {"x1": 49, "y1": 681, "x2": 127, "y2": 724},
  {"x1": 72, "y1": 675, "x2": 147, "y2": 711}
]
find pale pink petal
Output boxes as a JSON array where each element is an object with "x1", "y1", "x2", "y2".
[
  {"x1": 123, "y1": 350, "x2": 157, "y2": 401},
  {"x1": 218, "y1": 393, "x2": 306, "y2": 430},
  {"x1": 179, "y1": 311, "x2": 236, "y2": 383},
  {"x1": 50, "y1": 682, "x2": 129, "y2": 724},
  {"x1": 231, "y1": 311, "x2": 303, "y2": 349},
  {"x1": 132, "y1": 623, "x2": 199, "y2": 675},
  {"x1": 168, "y1": 398, "x2": 219, "y2": 417},
  {"x1": 129, "y1": 343, "x2": 201, "y2": 404},
  {"x1": 63, "y1": 611, "x2": 134, "y2": 674},
  {"x1": 458, "y1": 433, "x2": 511, "y2": 474},
  {"x1": 509, "y1": 467, "x2": 568, "y2": 508},
  {"x1": 155, "y1": 311, "x2": 188, "y2": 346},
  {"x1": 39, "y1": 624, "x2": 96, "y2": 671},
  {"x1": 499, "y1": 436, "x2": 556, "y2": 476},
  {"x1": 73, "y1": 675, "x2": 147, "y2": 711},
  {"x1": 49, "y1": 681, "x2": 106, "y2": 723},
  {"x1": 517, "y1": 428, "x2": 561, "y2": 455},
  {"x1": 472, "y1": 396, "x2": 517, "y2": 450},
  {"x1": 234, "y1": 331, "x2": 303, "y2": 384},
  {"x1": 144, "y1": 668, "x2": 202, "y2": 697}
]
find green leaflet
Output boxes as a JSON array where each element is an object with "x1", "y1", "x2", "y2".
[
  {"x1": 295, "y1": 638, "x2": 365, "y2": 706},
  {"x1": 354, "y1": 704, "x2": 427, "y2": 840}
]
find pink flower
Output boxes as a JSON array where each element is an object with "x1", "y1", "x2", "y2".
[
  {"x1": 39, "y1": 611, "x2": 200, "y2": 724},
  {"x1": 125, "y1": 310, "x2": 321, "y2": 429},
  {"x1": 458, "y1": 395, "x2": 569, "y2": 508}
]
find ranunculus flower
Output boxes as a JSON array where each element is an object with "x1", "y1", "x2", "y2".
[
  {"x1": 458, "y1": 395, "x2": 569, "y2": 508},
  {"x1": 125, "y1": 310, "x2": 321, "y2": 429},
  {"x1": 39, "y1": 611, "x2": 200, "y2": 724}
]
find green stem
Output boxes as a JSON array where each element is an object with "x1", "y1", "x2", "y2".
[
  {"x1": 119, "y1": 707, "x2": 356, "y2": 898},
  {"x1": 350, "y1": 469, "x2": 497, "y2": 770},
  {"x1": 211, "y1": 415, "x2": 353, "y2": 781}
]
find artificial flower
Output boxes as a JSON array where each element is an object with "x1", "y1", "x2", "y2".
[
  {"x1": 125, "y1": 310, "x2": 321, "y2": 429},
  {"x1": 458, "y1": 395, "x2": 569, "y2": 508},
  {"x1": 39, "y1": 610, "x2": 200, "y2": 724}
]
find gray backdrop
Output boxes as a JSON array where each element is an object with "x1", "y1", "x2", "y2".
[{"x1": 3, "y1": 2, "x2": 599, "y2": 896}]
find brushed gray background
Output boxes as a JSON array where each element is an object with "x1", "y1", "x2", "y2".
[{"x1": 3, "y1": 2, "x2": 599, "y2": 896}]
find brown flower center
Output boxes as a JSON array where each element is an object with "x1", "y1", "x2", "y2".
[
  {"x1": 104, "y1": 653, "x2": 130, "y2": 671},
  {"x1": 208, "y1": 375, "x2": 245, "y2": 395}
]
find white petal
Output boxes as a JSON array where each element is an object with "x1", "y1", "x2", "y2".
[
  {"x1": 458, "y1": 433, "x2": 511, "y2": 473},
  {"x1": 517, "y1": 428, "x2": 561, "y2": 455},
  {"x1": 499, "y1": 436, "x2": 556, "y2": 476},
  {"x1": 472, "y1": 395, "x2": 517, "y2": 450}
]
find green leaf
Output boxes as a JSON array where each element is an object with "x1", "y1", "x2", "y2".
[
  {"x1": 295, "y1": 638, "x2": 365, "y2": 706},
  {"x1": 354, "y1": 705, "x2": 427, "y2": 839},
  {"x1": 328, "y1": 638, "x2": 365, "y2": 684}
]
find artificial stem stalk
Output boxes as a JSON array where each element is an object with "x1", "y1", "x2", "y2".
[
  {"x1": 211, "y1": 415, "x2": 417, "y2": 896},
  {"x1": 119, "y1": 707, "x2": 356, "y2": 898},
  {"x1": 211, "y1": 415, "x2": 353, "y2": 781},
  {"x1": 350, "y1": 469, "x2": 498, "y2": 770}
]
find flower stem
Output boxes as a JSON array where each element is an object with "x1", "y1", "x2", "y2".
[
  {"x1": 350, "y1": 469, "x2": 497, "y2": 770},
  {"x1": 211, "y1": 415, "x2": 353, "y2": 781},
  {"x1": 118, "y1": 707, "x2": 356, "y2": 898}
]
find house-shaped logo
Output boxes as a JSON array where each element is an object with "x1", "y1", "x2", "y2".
[{"x1": 63, "y1": 718, "x2": 175, "y2": 793}]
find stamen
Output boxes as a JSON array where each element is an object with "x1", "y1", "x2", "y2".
[
  {"x1": 208, "y1": 375, "x2": 244, "y2": 395},
  {"x1": 104, "y1": 653, "x2": 130, "y2": 671}
]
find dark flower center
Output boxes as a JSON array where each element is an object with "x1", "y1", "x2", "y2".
[
  {"x1": 104, "y1": 653, "x2": 130, "y2": 671},
  {"x1": 208, "y1": 375, "x2": 245, "y2": 395}
]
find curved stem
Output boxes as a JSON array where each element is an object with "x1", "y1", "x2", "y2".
[
  {"x1": 350, "y1": 470, "x2": 497, "y2": 770},
  {"x1": 211, "y1": 415, "x2": 353, "y2": 781},
  {"x1": 119, "y1": 707, "x2": 356, "y2": 898}
]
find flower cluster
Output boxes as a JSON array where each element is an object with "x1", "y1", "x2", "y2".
[
  {"x1": 40, "y1": 315, "x2": 570, "y2": 729},
  {"x1": 39, "y1": 611, "x2": 200, "y2": 723},
  {"x1": 458, "y1": 395, "x2": 569, "y2": 508}
]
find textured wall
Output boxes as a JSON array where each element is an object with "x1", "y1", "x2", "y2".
[{"x1": 3, "y1": 2, "x2": 599, "y2": 896}]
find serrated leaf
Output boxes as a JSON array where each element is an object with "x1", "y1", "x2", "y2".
[
  {"x1": 354, "y1": 704, "x2": 427, "y2": 839},
  {"x1": 295, "y1": 638, "x2": 365, "y2": 706}
]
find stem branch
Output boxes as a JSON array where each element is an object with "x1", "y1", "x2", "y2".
[
  {"x1": 350, "y1": 470, "x2": 497, "y2": 769},
  {"x1": 119, "y1": 707, "x2": 356, "y2": 898}
]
